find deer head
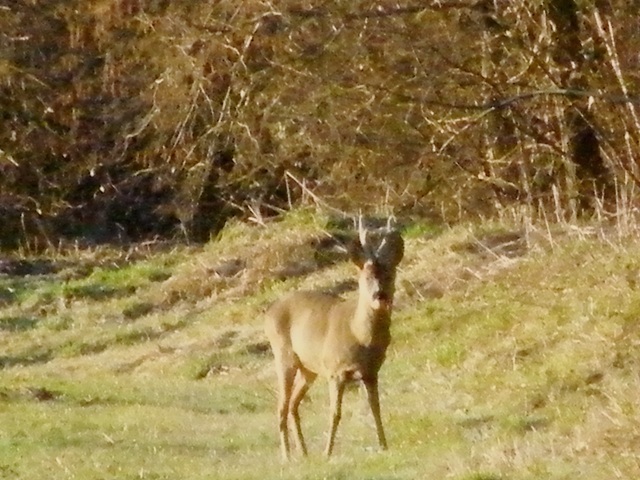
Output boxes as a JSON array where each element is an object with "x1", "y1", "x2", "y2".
[{"x1": 350, "y1": 218, "x2": 404, "y2": 311}]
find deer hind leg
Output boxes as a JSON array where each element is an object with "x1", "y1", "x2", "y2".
[
  {"x1": 363, "y1": 377, "x2": 388, "y2": 450},
  {"x1": 274, "y1": 351, "x2": 298, "y2": 461},
  {"x1": 289, "y1": 368, "x2": 317, "y2": 455},
  {"x1": 324, "y1": 375, "x2": 346, "y2": 457}
]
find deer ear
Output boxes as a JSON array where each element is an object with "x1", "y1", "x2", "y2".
[
  {"x1": 378, "y1": 231, "x2": 404, "y2": 267},
  {"x1": 349, "y1": 238, "x2": 367, "y2": 269}
]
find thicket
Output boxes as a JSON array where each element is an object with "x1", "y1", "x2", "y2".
[{"x1": 1, "y1": 0, "x2": 638, "y2": 249}]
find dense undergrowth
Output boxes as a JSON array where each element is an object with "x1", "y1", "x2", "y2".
[
  {"x1": 2, "y1": 1, "x2": 640, "y2": 248},
  {"x1": 1, "y1": 210, "x2": 640, "y2": 479}
]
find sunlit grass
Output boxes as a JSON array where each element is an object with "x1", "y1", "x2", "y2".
[{"x1": 2, "y1": 212, "x2": 640, "y2": 479}]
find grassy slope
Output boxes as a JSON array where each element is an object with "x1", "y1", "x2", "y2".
[{"x1": 1, "y1": 211, "x2": 640, "y2": 480}]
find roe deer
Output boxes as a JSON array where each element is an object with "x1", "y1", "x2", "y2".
[{"x1": 264, "y1": 219, "x2": 404, "y2": 460}]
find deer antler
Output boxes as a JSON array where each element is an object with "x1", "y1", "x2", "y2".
[{"x1": 358, "y1": 215, "x2": 373, "y2": 258}]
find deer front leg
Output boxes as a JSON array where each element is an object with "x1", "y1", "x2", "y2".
[
  {"x1": 275, "y1": 362, "x2": 297, "y2": 461},
  {"x1": 363, "y1": 377, "x2": 388, "y2": 450},
  {"x1": 289, "y1": 368, "x2": 316, "y2": 455},
  {"x1": 324, "y1": 376, "x2": 346, "y2": 457}
]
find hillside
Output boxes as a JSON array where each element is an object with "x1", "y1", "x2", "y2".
[{"x1": 1, "y1": 210, "x2": 640, "y2": 479}]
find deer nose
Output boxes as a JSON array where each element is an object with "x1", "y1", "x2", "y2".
[
  {"x1": 371, "y1": 291, "x2": 390, "y2": 311},
  {"x1": 373, "y1": 291, "x2": 389, "y2": 303}
]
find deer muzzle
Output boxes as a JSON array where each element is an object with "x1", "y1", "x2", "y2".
[{"x1": 371, "y1": 291, "x2": 391, "y2": 310}]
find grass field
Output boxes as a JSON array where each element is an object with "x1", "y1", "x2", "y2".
[{"x1": 1, "y1": 210, "x2": 640, "y2": 479}]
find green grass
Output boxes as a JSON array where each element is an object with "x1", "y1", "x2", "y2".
[{"x1": 1, "y1": 212, "x2": 640, "y2": 479}]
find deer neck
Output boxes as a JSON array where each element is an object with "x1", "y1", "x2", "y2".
[{"x1": 350, "y1": 296, "x2": 392, "y2": 347}]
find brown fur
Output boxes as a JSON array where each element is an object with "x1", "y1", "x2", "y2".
[{"x1": 265, "y1": 228, "x2": 404, "y2": 460}]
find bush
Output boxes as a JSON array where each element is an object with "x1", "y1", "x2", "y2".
[{"x1": 1, "y1": 1, "x2": 638, "y2": 248}]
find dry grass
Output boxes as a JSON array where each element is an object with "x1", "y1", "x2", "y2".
[{"x1": 2, "y1": 210, "x2": 640, "y2": 479}]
